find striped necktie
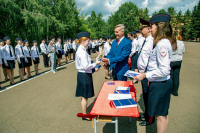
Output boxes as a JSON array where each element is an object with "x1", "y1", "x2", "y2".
[
  {"x1": 21, "y1": 46, "x2": 24, "y2": 55},
  {"x1": 116, "y1": 40, "x2": 119, "y2": 47},
  {"x1": 9, "y1": 46, "x2": 13, "y2": 57}
]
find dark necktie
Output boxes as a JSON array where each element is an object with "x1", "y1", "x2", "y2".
[
  {"x1": 45, "y1": 44, "x2": 47, "y2": 51},
  {"x1": 36, "y1": 47, "x2": 39, "y2": 55},
  {"x1": 9, "y1": 46, "x2": 13, "y2": 57},
  {"x1": 116, "y1": 40, "x2": 119, "y2": 47},
  {"x1": 21, "y1": 46, "x2": 24, "y2": 55},
  {"x1": 28, "y1": 47, "x2": 31, "y2": 56}
]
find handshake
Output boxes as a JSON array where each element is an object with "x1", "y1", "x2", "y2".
[{"x1": 102, "y1": 58, "x2": 109, "y2": 69}]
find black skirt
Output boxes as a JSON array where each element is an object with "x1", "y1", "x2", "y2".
[
  {"x1": 33, "y1": 57, "x2": 40, "y2": 64},
  {"x1": 131, "y1": 52, "x2": 139, "y2": 70},
  {"x1": 148, "y1": 78, "x2": 172, "y2": 117},
  {"x1": 57, "y1": 50, "x2": 62, "y2": 58},
  {"x1": 70, "y1": 49, "x2": 73, "y2": 53},
  {"x1": 2, "y1": 59, "x2": 6, "y2": 68},
  {"x1": 76, "y1": 72, "x2": 94, "y2": 98},
  {"x1": 26, "y1": 57, "x2": 32, "y2": 67},
  {"x1": 65, "y1": 51, "x2": 69, "y2": 57},
  {"x1": 18, "y1": 58, "x2": 26, "y2": 68},
  {"x1": 7, "y1": 60, "x2": 15, "y2": 69}
]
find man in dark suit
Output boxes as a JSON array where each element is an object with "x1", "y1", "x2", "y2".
[{"x1": 102, "y1": 24, "x2": 131, "y2": 81}]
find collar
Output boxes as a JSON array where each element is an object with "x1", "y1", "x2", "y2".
[
  {"x1": 145, "y1": 34, "x2": 153, "y2": 41},
  {"x1": 79, "y1": 45, "x2": 86, "y2": 51}
]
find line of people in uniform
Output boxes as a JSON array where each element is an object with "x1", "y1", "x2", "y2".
[{"x1": 0, "y1": 36, "x2": 81, "y2": 88}]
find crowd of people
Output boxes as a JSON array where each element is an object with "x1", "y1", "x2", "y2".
[
  {"x1": 0, "y1": 12, "x2": 185, "y2": 133},
  {"x1": 75, "y1": 13, "x2": 185, "y2": 133}
]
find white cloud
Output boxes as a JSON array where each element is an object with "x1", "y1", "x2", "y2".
[{"x1": 76, "y1": 0, "x2": 199, "y2": 21}]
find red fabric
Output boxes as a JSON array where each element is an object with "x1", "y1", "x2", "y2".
[
  {"x1": 89, "y1": 81, "x2": 140, "y2": 118},
  {"x1": 128, "y1": 57, "x2": 132, "y2": 68},
  {"x1": 116, "y1": 40, "x2": 119, "y2": 47}
]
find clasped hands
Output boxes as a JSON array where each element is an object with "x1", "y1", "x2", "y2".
[{"x1": 102, "y1": 58, "x2": 109, "y2": 69}]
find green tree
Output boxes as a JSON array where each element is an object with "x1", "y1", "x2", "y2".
[{"x1": 183, "y1": 9, "x2": 192, "y2": 40}]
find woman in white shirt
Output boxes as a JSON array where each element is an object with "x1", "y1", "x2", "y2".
[
  {"x1": 170, "y1": 35, "x2": 185, "y2": 96},
  {"x1": 31, "y1": 40, "x2": 40, "y2": 75},
  {"x1": 134, "y1": 13, "x2": 173, "y2": 133},
  {"x1": 23, "y1": 40, "x2": 32, "y2": 78},
  {"x1": 75, "y1": 32, "x2": 100, "y2": 121},
  {"x1": 64, "y1": 39, "x2": 69, "y2": 64},
  {"x1": 3, "y1": 36, "x2": 16, "y2": 85},
  {"x1": 103, "y1": 35, "x2": 111, "y2": 79}
]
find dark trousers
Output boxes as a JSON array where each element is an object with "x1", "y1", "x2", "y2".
[
  {"x1": 42, "y1": 53, "x2": 49, "y2": 67},
  {"x1": 170, "y1": 61, "x2": 182, "y2": 96},
  {"x1": 141, "y1": 78, "x2": 155, "y2": 123},
  {"x1": 73, "y1": 49, "x2": 76, "y2": 60},
  {"x1": 112, "y1": 70, "x2": 127, "y2": 81}
]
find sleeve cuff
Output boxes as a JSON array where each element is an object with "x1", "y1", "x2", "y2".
[{"x1": 146, "y1": 72, "x2": 151, "y2": 81}]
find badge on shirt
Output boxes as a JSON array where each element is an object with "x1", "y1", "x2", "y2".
[{"x1": 160, "y1": 46, "x2": 167, "y2": 57}]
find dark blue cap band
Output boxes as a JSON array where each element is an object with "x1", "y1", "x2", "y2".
[
  {"x1": 76, "y1": 32, "x2": 90, "y2": 39},
  {"x1": 149, "y1": 13, "x2": 171, "y2": 24}
]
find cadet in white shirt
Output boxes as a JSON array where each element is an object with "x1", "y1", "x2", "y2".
[
  {"x1": 129, "y1": 31, "x2": 139, "y2": 72},
  {"x1": 134, "y1": 13, "x2": 173, "y2": 133},
  {"x1": 23, "y1": 40, "x2": 32, "y2": 78},
  {"x1": 72, "y1": 39, "x2": 78, "y2": 60},
  {"x1": 0, "y1": 39, "x2": 8, "y2": 81},
  {"x1": 55, "y1": 37, "x2": 62, "y2": 66},
  {"x1": 103, "y1": 35, "x2": 111, "y2": 79},
  {"x1": 96, "y1": 38, "x2": 104, "y2": 61},
  {"x1": 31, "y1": 40, "x2": 40, "y2": 75},
  {"x1": 68, "y1": 38, "x2": 73, "y2": 60},
  {"x1": 15, "y1": 37, "x2": 28, "y2": 81},
  {"x1": 170, "y1": 35, "x2": 185, "y2": 96},
  {"x1": 135, "y1": 30, "x2": 145, "y2": 54},
  {"x1": 64, "y1": 39, "x2": 69, "y2": 64},
  {"x1": 91, "y1": 39, "x2": 96, "y2": 58},
  {"x1": 40, "y1": 38, "x2": 49, "y2": 68},
  {"x1": 3, "y1": 36, "x2": 16, "y2": 85},
  {"x1": 75, "y1": 32, "x2": 100, "y2": 121},
  {"x1": 137, "y1": 19, "x2": 154, "y2": 126}
]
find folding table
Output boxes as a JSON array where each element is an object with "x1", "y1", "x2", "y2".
[{"x1": 77, "y1": 81, "x2": 140, "y2": 133}]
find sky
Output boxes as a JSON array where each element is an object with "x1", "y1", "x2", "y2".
[{"x1": 76, "y1": 0, "x2": 199, "y2": 21}]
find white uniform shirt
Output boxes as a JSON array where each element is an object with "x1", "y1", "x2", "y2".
[
  {"x1": 88, "y1": 42, "x2": 92, "y2": 48},
  {"x1": 72, "y1": 41, "x2": 78, "y2": 50},
  {"x1": 23, "y1": 46, "x2": 31, "y2": 58},
  {"x1": 31, "y1": 46, "x2": 40, "y2": 60},
  {"x1": 104, "y1": 42, "x2": 111, "y2": 56},
  {"x1": 68, "y1": 42, "x2": 72, "y2": 49},
  {"x1": 137, "y1": 35, "x2": 154, "y2": 72},
  {"x1": 55, "y1": 42, "x2": 62, "y2": 52},
  {"x1": 40, "y1": 43, "x2": 48, "y2": 54},
  {"x1": 64, "y1": 43, "x2": 69, "y2": 52},
  {"x1": 171, "y1": 40, "x2": 185, "y2": 62},
  {"x1": 3, "y1": 44, "x2": 15, "y2": 63},
  {"x1": 137, "y1": 34, "x2": 145, "y2": 53},
  {"x1": 15, "y1": 44, "x2": 27, "y2": 62},
  {"x1": 129, "y1": 39, "x2": 138, "y2": 57},
  {"x1": 0, "y1": 46, "x2": 5, "y2": 64},
  {"x1": 92, "y1": 42, "x2": 96, "y2": 48},
  {"x1": 146, "y1": 39, "x2": 172, "y2": 82},
  {"x1": 75, "y1": 45, "x2": 96, "y2": 73}
]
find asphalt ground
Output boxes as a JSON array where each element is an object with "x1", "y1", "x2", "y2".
[{"x1": 0, "y1": 41, "x2": 200, "y2": 133}]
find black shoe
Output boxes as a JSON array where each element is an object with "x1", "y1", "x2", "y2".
[
  {"x1": 5, "y1": 78, "x2": 9, "y2": 81},
  {"x1": 36, "y1": 73, "x2": 40, "y2": 75},
  {"x1": 139, "y1": 121, "x2": 152, "y2": 126},
  {"x1": 27, "y1": 76, "x2": 32, "y2": 78},
  {"x1": 105, "y1": 77, "x2": 112, "y2": 80},
  {"x1": 20, "y1": 78, "x2": 25, "y2": 81},
  {"x1": 82, "y1": 117, "x2": 91, "y2": 121},
  {"x1": 10, "y1": 82, "x2": 15, "y2": 85}
]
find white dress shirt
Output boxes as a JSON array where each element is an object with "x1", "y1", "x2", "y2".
[
  {"x1": 72, "y1": 41, "x2": 78, "y2": 50},
  {"x1": 129, "y1": 39, "x2": 138, "y2": 57},
  {"x1": 23, "y1": 46, "x2": 31, "y2": 58},
  {"x1": 31, "y1": 46, "x2": 40, "y2": 60},
  {"x1": 92, "y1": 42, "x2": 96, "y2": 48},
  {"x1": 40, "y1": 43, "x2": 48, "y2": 54},
  {"x1": 55, "y1": 42, "x2": 62, "y2": 52},
  {"x1": 68, "y1": 42, "x2": 72, "y2": 49},
  {"x1": 3, "y1": 44, "x2": 15, "y2": 63},
  {"x1": 75, "y1": 45, "x2": 96, "y2": 73},
  {"x1": 104, "y1": 42, "x2": 111, "y2": 56},
  {"x1": 146, "y1": 39, "x2": 172, "y2": 82},
  {"x1": 15, "y1": 44, "x2": 27, "y2": 62},
  {"x1": 0, "y1": 46, "x2": 5, "y2": 64},
  {"x1": 137, "y1": 34, "x2": 145, "y2": 53},
  {"x1": 117, "y1": 36, "x2": 125, "y2": 46},
  {"x1": 171, "y1": 40, "x2": 185, "y2": 62},
  {"x1": 137, "y1": 35, "x2": 154, "y2": 72},
  {"x1": 64, "y1": 43, "x2": 69, "y2": 52}
]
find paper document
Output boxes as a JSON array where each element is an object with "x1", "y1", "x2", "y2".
[
  {"x1": 124, "y1": 70, "x2": 140, "y2": 78},
  {"x1": 108, "y1": 94, "x2": 132, "y2": 100}
]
